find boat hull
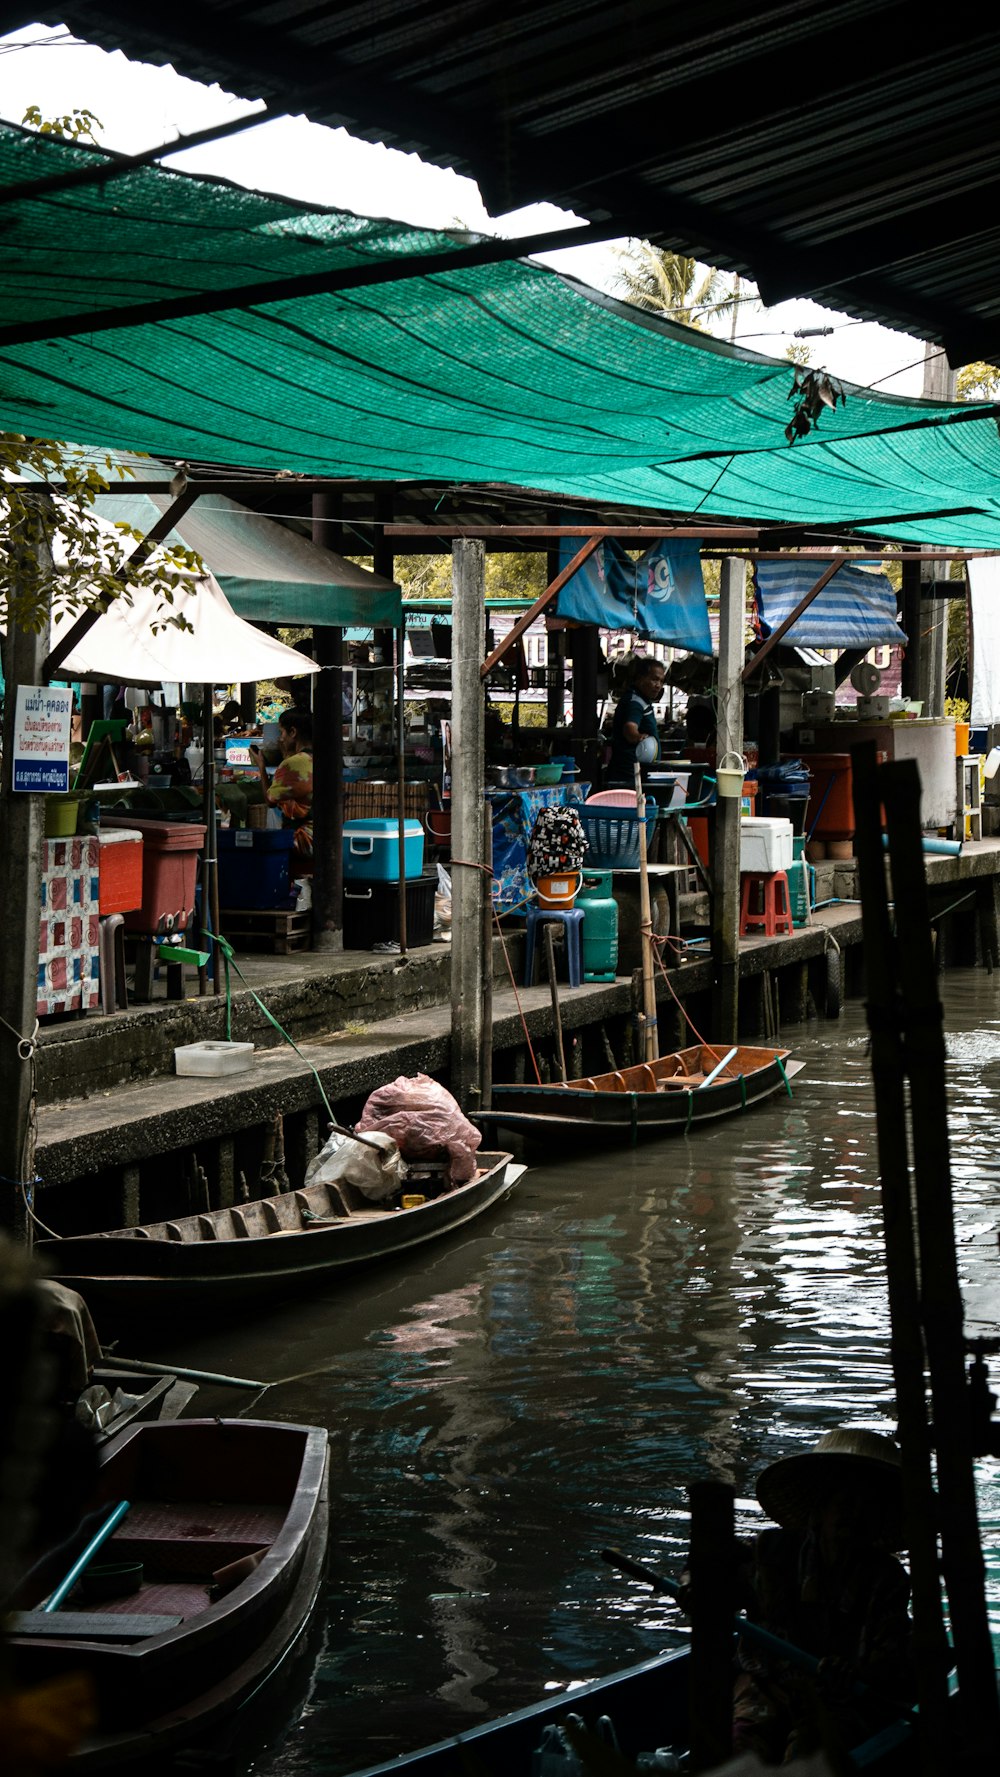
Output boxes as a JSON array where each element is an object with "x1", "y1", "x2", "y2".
[
  {"x1": 9, "y1": 1418, "x2": 330, "y2": 1770},
  {"x1": 476, "y1": 1051, "x2": 800, "y2": 1144},
  {"x1": 38, "y1": 1156, "x2": 523, "y2": 1316}
]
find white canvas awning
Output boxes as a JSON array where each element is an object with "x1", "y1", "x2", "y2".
[{"x1": 54, "y1": 569, "x2": 322, "y2": 686}]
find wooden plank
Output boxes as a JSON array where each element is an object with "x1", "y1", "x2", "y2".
[{"x1": 12, "y1": 1610, "x2": 182, "y2": 1641}]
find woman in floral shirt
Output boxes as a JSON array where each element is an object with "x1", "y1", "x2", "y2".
[{"x1": 252, "y1": 708, "x2": 313, "y2": 866}]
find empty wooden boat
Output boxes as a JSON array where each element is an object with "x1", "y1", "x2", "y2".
[
  {"x1": 474, "y1": 1045, "x2": 802, "y2": 1144},
  {"x1": 7, "y1": 1416, "x2": 329, "y2": 1770},
  {"x1": 37, "y1": 1153, "x2": 524, "y2": 1317}
]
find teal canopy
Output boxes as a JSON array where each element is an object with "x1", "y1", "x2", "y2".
[
  {"x1": 0, "y1": 122, "x2": 998, "y2": 545},
  {"x1": 93, "y1": 480, "x2": 400, "y2": 626}
]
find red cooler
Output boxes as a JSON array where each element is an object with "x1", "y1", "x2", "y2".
[{"x1": 102, "y1": 816, "x2": 205, "y2": 935}]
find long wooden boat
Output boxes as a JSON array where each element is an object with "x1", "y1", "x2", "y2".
[
  {"x1": 474, "y1": 1045, "x2": 802, "y2": 1144},
  {"x1": 7, "y1": 1416, "x2": 329, "y2": 1771},
  {"x1": 343, "y1": 1643, "x2": 912, "y2": 1777},
  {"x1": 37, "y1": 1152, "x2": 524, "y2": 1316}
]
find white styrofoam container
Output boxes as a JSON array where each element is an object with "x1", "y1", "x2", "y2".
[
  {"x1": 174, "y1": 1041, "x2": 255, "y2": 1077},
  {"x1": 740, "y1": 816, "x2": 794, "y2": 874}
]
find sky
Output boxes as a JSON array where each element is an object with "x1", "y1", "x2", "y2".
[{"x1": 0, "y1": 22, "x2": 942, "y2": 399}]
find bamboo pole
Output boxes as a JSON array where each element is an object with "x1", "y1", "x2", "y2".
[
  {"x1": 544, "y1": 922, "x2": 567, "y2": 1083},
  {"x1": 879, "y1": 758, "x2": 1000, "y2": 1763},
  {"x1": 634, "y1": 763, "x2": 658, "y2": 1062},
  {"x1": 851, "y1": 742, "x2": 951, "y2": 1776}
]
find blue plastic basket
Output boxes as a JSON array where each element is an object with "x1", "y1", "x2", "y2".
[{"x1": 577, "y1": 806, "x2": 659, "y2": 869}]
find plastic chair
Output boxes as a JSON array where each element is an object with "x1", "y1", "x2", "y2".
[
  {"x1": 740, "y1": 871, "x2": 793, "y2": 938},
  {"x1": 524, "y1": 907, "x2": 584, "y2": 988}
]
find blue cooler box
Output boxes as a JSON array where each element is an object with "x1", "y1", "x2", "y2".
[
  {"x1": 343, "y1": 818, "x2": 425, "y2": 882},
  {"x1": 218, "y1": 827, "x2": 297, "y2": 908}
]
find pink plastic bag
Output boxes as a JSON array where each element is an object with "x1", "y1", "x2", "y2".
[{"x1": 357, "y1": 1073, "x2": 482, "y2": 1183}]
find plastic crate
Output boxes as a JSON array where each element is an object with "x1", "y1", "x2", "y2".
[
  {"x1": 576, "y1": 805, "x2": 658, "y2": 869},
  {"x1": 342, "y1": 870, "x2": 436, "y2": 949},
  {"x1": 217, "y1": 827, "x2": 297, "y2": 910},
  {"x1": 98, "y1": 828, "x2": 143, "y2": 914},
  {"x1": 102, "y1": 817, "x2": 205, "y2": 935}
]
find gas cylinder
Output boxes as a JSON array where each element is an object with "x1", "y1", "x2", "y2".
[{"x1": 577, "y1": 869, "x2": 618, "y2": 981}]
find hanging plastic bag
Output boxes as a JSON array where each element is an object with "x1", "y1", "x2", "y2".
[{"x1": 304, "y1": 1127, "x2": 407, "y2": 1202}]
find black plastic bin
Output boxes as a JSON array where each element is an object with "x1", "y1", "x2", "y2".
[{"x1": 343, "y1": 869, "x2": 436, "y2": 950}]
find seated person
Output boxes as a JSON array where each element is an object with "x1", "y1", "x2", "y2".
[
  {"x1": 251, "y1": 708, "x2": 313, "y2": 869},
  {"x1": 732, "y1": 1427, "x2": 914, "y2": 1766}
]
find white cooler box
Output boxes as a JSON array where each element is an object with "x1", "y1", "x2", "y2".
[{"x1": 740, "y1": 816, "x2": 794, "y2": 874}]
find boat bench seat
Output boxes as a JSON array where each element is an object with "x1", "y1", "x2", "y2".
[
  {"x1": 109, "y1": 1500, "x2": 284, "y2": 1576},
  {"x1": 12, "y1": 1610, "x2": 183, "y2": 1641}
]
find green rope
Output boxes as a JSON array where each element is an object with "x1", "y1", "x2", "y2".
[
  {"x1": 775, "y1": 1053, "x2": 793, "y2": 1099},
  {"x1": 207, "y1": 929, "x2": 337, "y2": 1126},
  {"x1": 685, "y1": 1090, "x2": 694, "y2": 1133}
]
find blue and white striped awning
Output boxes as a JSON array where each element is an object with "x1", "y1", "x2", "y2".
[{"x1": 754, "y1": 560, "x2": 906, "y2": 648}]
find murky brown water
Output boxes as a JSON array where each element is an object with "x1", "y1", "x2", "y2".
[{"x1": 153, "y1": 972, "x2": 1000, "y2": 1773}]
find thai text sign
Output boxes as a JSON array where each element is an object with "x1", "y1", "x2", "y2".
[{"x1": 12, "y1": 684, "x2": 72, "y2": 793}]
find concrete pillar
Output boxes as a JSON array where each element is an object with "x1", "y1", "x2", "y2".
[
  {"x1": 450, "y1": 539, "x2": 487, "y2": 1110},
  {"x1": 0, "y1": 502, "x2": 51, "y2": 1237},
  {"x1": 711, "y1": 556, "x2": 746, "y2": 1044}
]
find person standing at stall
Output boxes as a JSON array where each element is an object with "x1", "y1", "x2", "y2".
[
  {"x1": 606, "y1": 655, "x2": 666, "y2": 787},
  {"x1": 250, "y1": 708, "x2": 314, "y2": 869}
]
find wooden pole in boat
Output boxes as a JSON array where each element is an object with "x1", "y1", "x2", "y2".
[
  {"x1": 879, "y1": 757, "x2": 1000, "y2": 1762},
  {"x1": 852, "y1": 743, "x2": 951, "y2": 1775},
  {"x1": 543, "y1": 921, "x2": 568, "y2": 1083},
  {"x1": 712, "y1": 556, "x2": 745, "y2": 1045},
  {"x1": 686, "y1": 1481, "x2": 737, "y2": 1772},
  {"x1": 395, "y1": 621, "x2": 408, "y2": 956},
  {"x1": 634, "y1": 763, "x2": 658, "y2": 1062},
  {"x1": 450, "y1": 538, "x2": 487, "y2": 1111}
]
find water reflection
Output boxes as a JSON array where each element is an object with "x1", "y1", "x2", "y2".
[{"x1": 152, "y1": 973, "x2": 1000, "y2": 1775}]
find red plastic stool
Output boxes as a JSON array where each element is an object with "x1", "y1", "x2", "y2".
[{"x1": 740, "y1": 871, "x2": 793, "y2": 937}]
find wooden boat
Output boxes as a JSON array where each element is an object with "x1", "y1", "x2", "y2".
[
  {"x1": 7, "y1": 1416, "x2": 329, "y2": 1770},
  {"x1": 87, "y1": 1366, "x2": 198, "y2": 1444},
  {"x1": 344, "y1": 1643, "x2": 912, "y2": 1777},
  {"x1": 474, "y1": 1045, "x2": 802, "y2": 1144},
  {"x1": 37, "y1": 1152, "x2": 525, "y2": 1317}
]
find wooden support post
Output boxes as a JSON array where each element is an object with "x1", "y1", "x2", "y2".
[
  {"x1": 852, "y1": 743, "x2": 960, "y2": 1772},
  {"x1": 879, "y1": 758, "x2": 1000, "y2": 1763},
  {"x1": 544, "y1": 922, "x2": 567, "y2": 1083},
  {"x1": 450, "y1": 539, "x2": 487, "y2": 1111},
  {"x1": 687, "y1": 1481, "x2": 736, "y2": 1773},
  {"x1": 201, "y1": 682, "x2": 220, "y2": 995},
  {"x1": 481, "y1": 805, "x2": 493, "y2": 1111},
  {"x1": 216, "y1": 1137, "x2": 236, "y2": 1210},
  {"x1": 120, "y1": 1166, "x2": 141, "y2": 1228},
  {"x1": 570, "y1": 624, "x2": 599, "y2": 737},
  {"x1": 900, "y1": 556, "x2": 923, "y2": 703},
  {"x1": 0, "y1": 500, "x2": 51, "y2": 1237},
  {"x1": 712, "y1": 556, "x2": 745, "y2": 1045},
  {"x1": 312, "y1": 492, "x2": 345, "y2": 950}
]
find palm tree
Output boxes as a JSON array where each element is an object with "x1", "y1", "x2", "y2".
[{"x1": 613, "y1": 242, "x2": 738, "y2": 330}]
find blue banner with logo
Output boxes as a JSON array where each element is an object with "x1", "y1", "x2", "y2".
[{"x1": 556, "y1": 536, "x2": 712, "y2": 655}]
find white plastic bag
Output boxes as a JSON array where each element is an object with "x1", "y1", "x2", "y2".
[{"x1": 304, "y1": 1127, "x2": 407, "y2": 1202}]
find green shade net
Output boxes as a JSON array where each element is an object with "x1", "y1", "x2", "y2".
[{"x1": 1, "y1": 121, "x2": 999, "y2": 544}]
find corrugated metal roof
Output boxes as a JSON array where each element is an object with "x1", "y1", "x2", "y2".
[{"x1": 18, "y1": 5, "x2": 1000, "y2": 362}]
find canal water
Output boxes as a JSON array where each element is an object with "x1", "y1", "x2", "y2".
[{"x1": 152, "y1": 972, "x2": 1000, "y2": 1774}]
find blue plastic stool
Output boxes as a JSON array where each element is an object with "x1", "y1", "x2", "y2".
[{"x1": 524, "y1": 908, "x2": 584, "y2": 989}]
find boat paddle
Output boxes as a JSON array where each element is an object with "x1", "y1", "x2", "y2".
[
  {"x1": 43, "y1": 1501, "x2": 131, "y2": 1612},
  {"x1": 600, "y1": 1546, "x2": 915, "y2": 1721}
]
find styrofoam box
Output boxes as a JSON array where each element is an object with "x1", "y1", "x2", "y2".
[
  {"x1": 740, "y1": 816, "x2": 794, "y2": 874},
  {"x1": 175, "y1": 1041, "x2": 255, "y2": 1077}
]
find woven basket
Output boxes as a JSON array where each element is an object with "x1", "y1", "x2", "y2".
[{"x1": 576, "y1": 806, "x2": 658, "y2": 869}]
